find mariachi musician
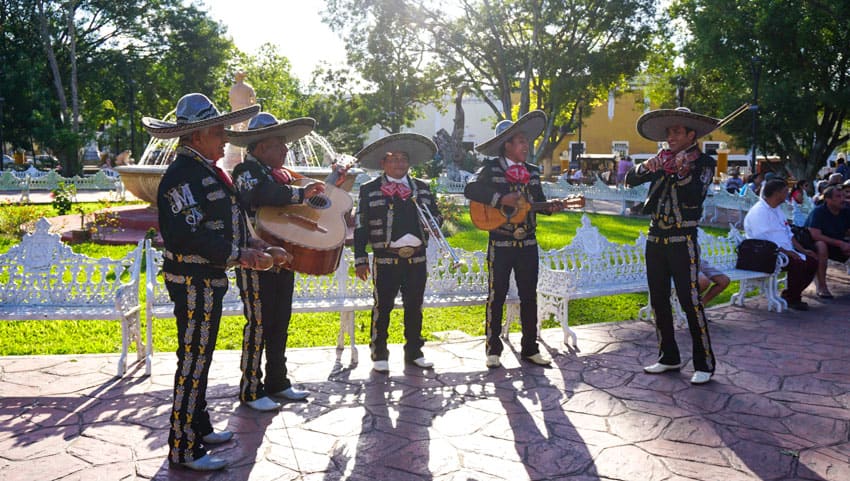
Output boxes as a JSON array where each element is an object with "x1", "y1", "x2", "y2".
[
  {"x1": 625, "y1": 106, "x2": 719, "y2": 385},
  {"x1": 226, "y1": 113, "x2": 340, "y2": 411},
  {"x1": 146, "y1": 93, "x2": 263, "y2": 471},
  {"x1": 353, "y1": 133, "x2": 442, "y2": 373},
  {"x1": 463, "y1": 110, "x2": 562, "y2": 369}
]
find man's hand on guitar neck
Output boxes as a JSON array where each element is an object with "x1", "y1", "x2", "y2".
[{"x1": 544, "y1": 199, "x2": 564, "y2": 213}]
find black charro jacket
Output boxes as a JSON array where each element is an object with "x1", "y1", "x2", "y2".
[
  {"x1": 157, "y1": 147, "x2": 249, "y2": 276},
  {"x1": 353, "y1": 174, "x2": 442, "y2": 268},
  {"x1": 463, "y1": 157, "x2": 548, "y2": 240},
  {"x1": 231, "y1": 155, "x2": 305, "y2": 219},
  {"x1": 625, "y1": 151, "x2": 716, "y2": 238}
]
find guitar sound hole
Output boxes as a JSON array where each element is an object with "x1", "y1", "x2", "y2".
[{"x1": 307, "y1": 194, "x2": 330, "y2": 210}]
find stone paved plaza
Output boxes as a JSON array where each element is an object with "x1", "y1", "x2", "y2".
[{"x1": 1, "y1": 269, "x2": 849, "y2": 481}]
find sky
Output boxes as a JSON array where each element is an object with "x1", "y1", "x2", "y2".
[{"x1": 198, "y1": 0, "x2": 347, "y2": 85}]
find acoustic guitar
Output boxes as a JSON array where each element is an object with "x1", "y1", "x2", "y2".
[
  {"x1": 469, "y1": 194, "x2": 585, "y2": 231},
  {"x1": 254, "y1": 165, "x2": 354, "y2": 276}
]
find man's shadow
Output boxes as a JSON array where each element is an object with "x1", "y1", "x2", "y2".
[{"x1": 491, "y1": 341, "x2": 600, "y2": 479}]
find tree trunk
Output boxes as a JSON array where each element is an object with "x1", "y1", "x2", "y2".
[
  {"x1": 38, "y1": 0, "x2": 70, "y2": 126},
  {"x1": 451, "y1": 87, "x2": 465, "y2": 147},
  {"x1": 68, "y1": 0, "x2": 79, "y2": 134}
]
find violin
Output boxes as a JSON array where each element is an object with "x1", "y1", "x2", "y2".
[{"x1": 660, "y1": 144, "x2": 701, "y2": 176}]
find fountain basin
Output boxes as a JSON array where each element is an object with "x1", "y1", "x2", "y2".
[{"x1": 116, "y1": 164, "x2": 362, "y2": 208}]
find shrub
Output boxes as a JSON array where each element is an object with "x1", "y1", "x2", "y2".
[
  {"x1": 0, "y1": 201, "x2": 44, "y2": 238},
  {"x1": 51, "y1": 181, "x2": 76, "y2": 215}
]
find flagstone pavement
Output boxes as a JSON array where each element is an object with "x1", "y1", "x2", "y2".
[{"x1": 1, "y1": 270, "x2": 849, "y2": 481}]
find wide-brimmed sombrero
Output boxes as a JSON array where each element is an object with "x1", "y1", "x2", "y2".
[
  {"x1": 142, "y1": 93, "x2": 260, "y2": 139},
  {"x1": 225, "y1": 112, "x2": 316, "y2": 147},
  {"x1": 475, "y1": 110, "x2": 547, "y2": 157},
  {"x1": 637, "y1": 107, "x2": 719, "y2": 141},
  {"x1": 355, "y1": 133, "x2": 437, "y2": 170}
]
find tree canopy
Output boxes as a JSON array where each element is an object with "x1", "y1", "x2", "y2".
[
  {"x1": 673, "y1": 0, "x2": 850, "y2": 180},
  {"x1": 323, "y1": 0, "x2": 657, "y2": 162},
  {"x1": 0, "y1": 0, "x2": 233, "y2": 173}
]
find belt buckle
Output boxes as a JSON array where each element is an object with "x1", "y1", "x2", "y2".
[
  {"x1": 397, "y1": 246, "x2": 416, "y2": 258},
  {"x1": 512, "y1": 227, "x2": 527, "y2": 240}
]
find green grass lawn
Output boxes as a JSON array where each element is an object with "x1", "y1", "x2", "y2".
[{"x1": 0, "y1": 209, "x2": 737, "y2": 356}]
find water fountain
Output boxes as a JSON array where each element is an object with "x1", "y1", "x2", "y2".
[{"x1": 116, "y1": 126, "x2": 361, "y2": 206}]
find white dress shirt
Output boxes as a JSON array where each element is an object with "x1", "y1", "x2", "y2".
[
  {"x1": 744, "y1": 198, "x2": 805, "y2": 260},
  {"x1": 386, "y1": 175, "x2": 422, "y2": 248}
]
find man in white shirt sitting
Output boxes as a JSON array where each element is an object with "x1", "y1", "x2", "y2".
[{"x1": 744, "y1": 179, "x2": 819, "y2": 310}]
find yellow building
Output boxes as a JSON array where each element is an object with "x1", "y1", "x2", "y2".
[{"x1": 547, "y1": 89, "x2": 746, "y2": 176}]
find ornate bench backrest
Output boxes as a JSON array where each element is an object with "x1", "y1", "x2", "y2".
[{"x1": 0, "y1": 218, "x2": 138, "y2": 307}]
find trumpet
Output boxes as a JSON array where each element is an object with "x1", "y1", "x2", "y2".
[{"x1": 412, "y1": 194, "x2": 463, "y2": 270}]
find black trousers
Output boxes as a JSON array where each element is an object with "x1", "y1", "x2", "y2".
[
  {"x1": 165, "y1": 272, "x2": 228, "y2": 464},
  {"x1": 781, "y1": 254, "x2": 818, "y2": 303},
  {"x1": 236, "y1": 267, "x2": 295, "y2": 402},
  {"x1": 485, "y1": 239, "x2": 540, "y2": 357},
  {"x1": 646, "y1": 234, "x2": 715, "y2": 373},
  {"x1": 370, "y1": 256, "x2": 427, "y2": 362}
]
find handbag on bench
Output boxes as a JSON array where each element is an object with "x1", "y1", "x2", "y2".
[{"x1": 735, "y1": 239, "x2": 779, "y2": 273}]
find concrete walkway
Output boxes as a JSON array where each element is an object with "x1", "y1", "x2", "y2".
[{"x1": 2, "y1": 268, "x2": 849, "y2": 481}]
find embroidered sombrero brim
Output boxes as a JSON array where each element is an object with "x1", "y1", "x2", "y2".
[
  {"x1": 637, "y1": 108, "x2": 719, "y2": 142},
  {"x1": 142, "y1": 105, "x2": 261, "y2": 139},
  {"x1": 225, "y1": 117, "x2": 316, "y2": 147},
  {"x1": 355, "y1": 133, "x2": 437, "y2": 170},
  {"x1": 475, "y1": 110, "x2": 547, "y2": 157}
]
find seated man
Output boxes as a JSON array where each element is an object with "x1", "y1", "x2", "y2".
[
  {"x1": 744, "y1": 179, "x2": 818, "y2": 310},
  {"x1": 698, "y1": 260, "x2": 730, "y2": 305},
  {"x1": 806, "y1": 186, "x2": 850, "y2": 287},
  {"x1": 725, "y1": 167, "x2": 744, "y2": 194}
]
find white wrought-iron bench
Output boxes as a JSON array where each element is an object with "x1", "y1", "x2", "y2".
[
  {"x1": 536, "y1": 215, "x2": 788, "y2": 341},
  {"x1": 0, "y1": 218, "x2": 144, "y2": 376},
  {"x1": 144, "y1": 241, "x2": 522, "y2": 374}
]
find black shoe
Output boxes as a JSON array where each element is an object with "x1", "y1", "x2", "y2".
[{"x1": 788, "y1": 301, "x2": 809, "y2": 311}]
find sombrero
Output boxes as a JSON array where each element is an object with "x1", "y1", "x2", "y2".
[
  {"x1": 355, "y1": 133, "x2": 436, "y2": 170},
  {"x1": 636, "y1": 107, "x2": 719, "y2": 142},
  {"x1": 225, "y1": 112, "x2": 316, "y2": 147},
  {"x1": 142, "y1": 93, "x2": 260, "y2": 139},
  {"x1": 475, "y1": 110, "x2": 547, "y2": 157}
]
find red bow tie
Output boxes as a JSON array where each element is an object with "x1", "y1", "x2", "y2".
[
  {"x1": 505, "y1": 164, "x2": 530, "y2": 184},
  {"x1": 381, "y1": 182, "x2": 412, "y2": 200}
]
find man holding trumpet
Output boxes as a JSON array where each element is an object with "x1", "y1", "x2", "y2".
[
  {"x1": 226, "y1": 113, "x2": 333, "y2": 411},
  {"x1": 146, "y1": 93, "x2": 264, "y2": 471},
  {"x1": 353, "y1": 133, "x2": 442, "y2": 373}
]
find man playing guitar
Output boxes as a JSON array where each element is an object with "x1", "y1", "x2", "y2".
[
  {"x1": 226, "y1": 113, "x2": 344, "y2": 411},
  {"x1": 464, "y1": 110, "x2": 563, "y2": 369}
]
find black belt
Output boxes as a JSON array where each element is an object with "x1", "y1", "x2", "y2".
[{"x1": 381, "y1": 245, "x2": 424, "y2": 258}]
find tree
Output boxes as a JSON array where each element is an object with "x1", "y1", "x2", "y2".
[
  {"x1": 305, "y1": 64, "x2": 369, "y2": 155},
  {"x1": 673, "y1": 0, "x2": 850, "y2": 181},
  {"x1": 221, "y1": 43, "x2": 306, "y2": 120},
  {"x1": 0, "y1": 0, "x2": 234, "y2": 172},
  {"x1": 413, "y1": 0, "x2": 656, "y2": 163},
  {"x1": 323, "y1": 0, "x2": 445, "y2": 134}
]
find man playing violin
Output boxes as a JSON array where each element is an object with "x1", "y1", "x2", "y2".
[
  {"x1": 464, "y1": 110, "x2": 562, "y2": 369},
  {"x1": 626, "y1": 107, "x2": 719, "y2": 385},
  {"x1": 225, "y1": 113, "x2": 336, "y2": 411}
]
